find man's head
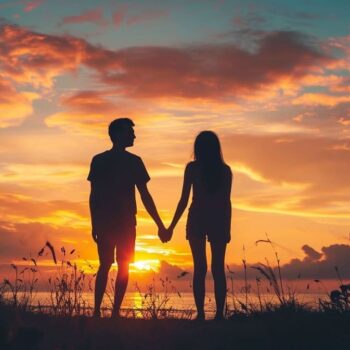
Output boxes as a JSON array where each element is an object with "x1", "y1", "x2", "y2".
[{"x1": 108, "y1": 118, "x2": 135, "y2": 148}]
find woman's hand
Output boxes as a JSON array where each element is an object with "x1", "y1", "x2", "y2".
[
  {"x1": 158, "y1": 223, "x2": 167, "y2": 243},
  {"x1": 164, "y1": 227, "x2": 173, "y2": 242},
  {"x1": 158, "y1": 226, "x2": 173, "y2": 243}
]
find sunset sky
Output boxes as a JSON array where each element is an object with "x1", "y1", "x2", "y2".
[{"x1": 0, "y1": 0, "x2": 350, "y2": 283}]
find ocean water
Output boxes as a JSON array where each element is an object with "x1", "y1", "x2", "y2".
[{"x1": 5, "y1": 291, "x2": 328, "y2": 319}]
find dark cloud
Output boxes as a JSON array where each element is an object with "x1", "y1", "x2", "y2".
[
  {"x1": 302, "y1": 244, "x2": 322, "y2": 261},
  {"x1": 158, "y1": 260, "x2": 189, "y2": 280},
  {"x1": 97, "y1": 31, "x2": 330, "y2": 99},
  {"x1": 0, "y1": 196, "x2": 90, "y2": 262},
  {"x1": 4, "y1": 221, "x2": 89, "y2": 250},
  {"x1": 220, "y1": 243, "x2": 350, "y2": 281},
  {"x1": 280, "y1": 244, "x2": 350, "y2": 280},
  {"x1": 0, "y1": 221, "x2": 77, "y2": 260}
]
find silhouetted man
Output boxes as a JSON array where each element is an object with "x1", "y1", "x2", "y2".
[{"x1": 88, "y1": 118, "x2": 166, "y2": 318}]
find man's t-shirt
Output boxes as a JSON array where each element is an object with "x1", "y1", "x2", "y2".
[{"x1": 87, "y1": 150, "x2": 150, "y2": 232}]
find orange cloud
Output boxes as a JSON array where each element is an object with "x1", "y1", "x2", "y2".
[
  {"x1": 0, "y1": 163, "x2": 87, "y2": 186},
  {"x1": 223, "y1": 133, "x2": 350, "y2": 217},
  {"x1": 60, "y1": 91, "x2": 117, "y2": 113},
  {"x1": 44, "y1": 90, "x2": 123, "y2": 134},
  {"x1": 338, "y1": 117, "x2": 350, "y2": 126},
  {"x1": 45, "y1": 89, "x2": 172, "y2": 135},
  {"x1": 0, "y1": 77, "x2": 38, "y2": 127},
  {"x1": 293, "y1": 93, "x2": 350, "y2": 107},
  {"x1": 292, "y1": 112, "x2": 314, "y2": 123},
  {"x1": 0, "y1": 193, "x2": 183, "y2": 271},
  {"x1": 0, "y1": 24, "x2": 85, "y2": 88},
  {"x1": 0, "y1": 193, "x2": 88, "y2": 224}
]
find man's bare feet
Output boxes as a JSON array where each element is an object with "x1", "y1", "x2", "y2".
[
  {"x1": 111, "y1": 309, "x2": 121, "y2": 319},
  {"x1": 193, "y1": 311, "x2": 205, "y2": 321}
]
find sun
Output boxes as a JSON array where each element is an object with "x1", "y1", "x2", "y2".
[{"x1": 131, "y1": 259, "x2": 160, "y2": 273}]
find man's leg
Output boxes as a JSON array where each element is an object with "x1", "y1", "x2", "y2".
[
  {"x1": 112, "y1": 260, "x2": 130, "y2": 317},
  {"x1": 112, "y1": 227, "x2": 135, "y2": 317},
  {"x1": 94, "y1": 236, "x2": 114, "y2": 317},
  {"x1": 94, "y1": 262, "x2": 111, "y2": 317}
]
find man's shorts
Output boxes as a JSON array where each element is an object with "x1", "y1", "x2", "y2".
[{"x1": 97, "y1": 226, "x2": 136, "y2": 265}]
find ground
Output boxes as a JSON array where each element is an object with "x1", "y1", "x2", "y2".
[{"x1": 1, "y1": 304, "x2": 350, "y2": 349}]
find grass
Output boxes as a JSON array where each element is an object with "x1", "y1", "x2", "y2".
[
  {"x1": 2, "y1": 239, "x2": 350, "y2": 348},
  {"x1": 1, "y1": 239, "x2": 349, "y2": 317},
  {"x1": 1, "y1": 241, "x2": 195, "y2": 319}
]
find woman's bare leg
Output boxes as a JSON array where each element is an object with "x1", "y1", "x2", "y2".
[
  {"x1": 210, "y1": 241, "x2": 227, "y2": 320},
  {"x1": 189, "y1": 237, "x2": 207, "y2": 320}
]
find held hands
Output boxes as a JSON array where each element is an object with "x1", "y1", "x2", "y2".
[{"x1": 158, "y1": 224, "x2": 173, "y2": 243}]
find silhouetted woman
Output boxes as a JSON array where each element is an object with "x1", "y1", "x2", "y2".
[{"x1": 167, "y1": 131, "x2": 232, "y2": 320}]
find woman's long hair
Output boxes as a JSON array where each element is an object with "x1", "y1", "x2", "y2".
[{"x1": 194, "y1": 131, "x2": 225, "y2": 192}]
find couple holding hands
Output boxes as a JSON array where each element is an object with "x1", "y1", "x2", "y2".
[{"x1": 88, "y1": 118, "x2": 232, "y2": 320}]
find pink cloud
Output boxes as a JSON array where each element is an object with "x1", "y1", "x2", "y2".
[
  {"x1": 61, "y1": 7, "x2": 106, "y2": 26},
  {"x1": 23, "y1": 0, "x2": 45, "y2": 12},
  {"x1": 112, "y1": 5, "x2": 168, "y2": 28},
  {"x1": 126, "y1": 9, "x2": 169, "y2": 26},
  {"x1": 112, "y1": 4, "x2": 128, "y2": 28},
  {"x1": 0, "y1": 24, "x2": 338, "y2": 102}
]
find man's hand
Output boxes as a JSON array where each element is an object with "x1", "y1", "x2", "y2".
[
  {"x1": 158, "y1": 227, "x2": 172, "y2": 243},
  {"x1": 92, "y1": 228, "x2": 98, "y2": 243},
  {"x1": 158, "y1": 225, "x2": 167, "y2": 243}
]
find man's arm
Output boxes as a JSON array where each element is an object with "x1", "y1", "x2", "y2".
[
  {"x1": 89, "y1": 183, "x2": 98, "y2": 243},
  {"x1": 137, "y1": 182, "x2": 165, "y2": 233}
]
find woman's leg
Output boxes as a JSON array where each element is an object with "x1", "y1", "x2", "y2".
[
  {"x1": 189, "y1": 236, "x2": 207, "y2": 319},
  {"x1": 210, "y1": 241, "x2": 227, "y2": 320}
]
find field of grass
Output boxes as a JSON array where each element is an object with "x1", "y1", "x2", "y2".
[{"x1": 2, "y1": 240, "x2": 350, "y2": 349}]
